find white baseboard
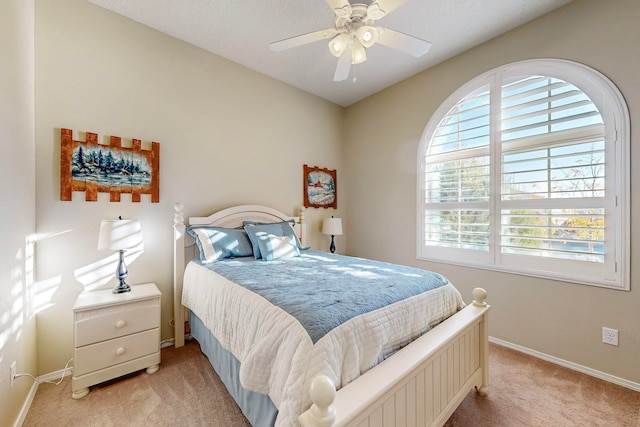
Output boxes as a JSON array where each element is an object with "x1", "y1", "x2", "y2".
[
  {"x1": 13, "y1": 380, "x2": 38, "y2": 427},
  {"x1": 37, "y1": 367, "x2": 73, "y2": 384},
  {"x1": 13, "y1": 365, "x2": 73, "y2": 427},
  {"x1": 490, "y1": 337, "x2": 640, "y2": 392}
]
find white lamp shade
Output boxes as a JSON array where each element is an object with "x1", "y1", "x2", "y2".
[
  {"x1": 328, "y1": 33, "x2": 351, "y2": 57},
  {"x1": 322, "y1": 217, "x2": 343, "y2": 236},
  {"x1": 98, "y1": 219, "x2": 143, "y2": 251},
  {"x1": 356, "y1": 26, "x2": 379, "y2": 48},
  {"x1": 351, "y1": 40, "x2": 367, "y2": 64}
]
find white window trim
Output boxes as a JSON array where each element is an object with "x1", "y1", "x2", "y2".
[{"x1": 417, "y1": 59, "x2": 630, "y2": 290}]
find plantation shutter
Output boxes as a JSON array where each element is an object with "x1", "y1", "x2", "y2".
[
  {"x1": 423, "y1": 85, "x2": 491, "y2": 254},
  {"x1": 499, "y1": 75, "x2": 605, "y2": 263},
  {"x1": 418, "y1": 59, "x2": 628, "y2": 289}
]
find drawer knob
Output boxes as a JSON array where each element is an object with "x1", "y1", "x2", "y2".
[
  {"x1": 116, "y1": 347, "x2": 126, "y2": 356},
  {"x1": 116, "y1": 320, "x2": 127, "y2": 328}
]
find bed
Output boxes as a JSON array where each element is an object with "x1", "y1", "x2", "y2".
[{"x1": 172, "y1": 203, "x2": 490, "y2": 427}]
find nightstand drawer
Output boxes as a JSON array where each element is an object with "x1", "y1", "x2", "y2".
[
  {"x1": 76, "y1": 302, "x2": 159, "y2": 347},
  {"x1": 74, "y1": 328, "x2": 159, "y2": 376}
]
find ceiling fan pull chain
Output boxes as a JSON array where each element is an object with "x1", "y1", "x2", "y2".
[{"x1": 352, "y1": 64, "x2": 357, "y2": 83}]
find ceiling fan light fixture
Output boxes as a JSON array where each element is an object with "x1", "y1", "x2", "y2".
[
  {"x1": 269, "y1": 0, "x2": 432, "y2": 82},
  {"x1": 351, "y1": 40, "x2": 367, "y2": 64},
  {"x1": 356, "y1": 25, "x2": 378, "y2": 48},
  {"x1": 328, "y1": 33, "x2": 351, "y2": 57}
]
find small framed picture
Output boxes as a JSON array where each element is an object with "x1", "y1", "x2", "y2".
[{"x1": 303, "y1": 165, "x2": 337, "y2": 209}]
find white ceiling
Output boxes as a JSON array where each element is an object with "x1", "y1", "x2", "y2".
[{"x1": 88, "y1": 0, "x2": 571, "y2": 107}]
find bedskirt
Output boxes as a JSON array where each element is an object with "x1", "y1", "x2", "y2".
[{"x1": 190, "y1": 311, "x2": 278, "y2": 426}]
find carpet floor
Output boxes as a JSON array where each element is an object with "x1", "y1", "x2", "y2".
[{"x1": 23, "y1": 341, "x2": 640, "y2": 426}]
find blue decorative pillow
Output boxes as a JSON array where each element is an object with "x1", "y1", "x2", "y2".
[
  {"x1": 186, "y1": 226, "x2": 253, "y2": 263},
  {"x1": 244, "y1": 220, "x2": 302, "y2": 260}
]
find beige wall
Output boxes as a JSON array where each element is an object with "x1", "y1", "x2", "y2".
[
  {"x1": 34, "y1": 0, "x2": 344, "y2": 375},
  {"x1": 344, "y1": 0, "x2": 640, "y2": 384},
  {"x1": 22, "y1": 1, "x2": 639, "y2": 417},
  {"x1": 0, "y1": 0, "x2": 37, "y2": 425}
]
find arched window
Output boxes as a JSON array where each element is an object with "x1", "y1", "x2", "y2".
[{"x1": 417, "y1": 59, "x2": 629, "y2": 290}]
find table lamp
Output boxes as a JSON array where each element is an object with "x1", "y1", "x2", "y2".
[
  {"x1": 322, "y1": 216, "x2": 343, "y2": 253},
  {"x1": 98, "y1": 217, "x2": 143, "y2": 294}
]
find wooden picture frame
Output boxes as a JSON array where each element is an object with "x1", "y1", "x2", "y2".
[
  {"x1": 303, "y1": 164, "x2": 337, "y2": 209},
  {"x1": 60, "y1": 128, "x2": 160, "y2": 202}
]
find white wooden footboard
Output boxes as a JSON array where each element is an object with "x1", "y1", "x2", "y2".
[{"x1": 300, "y1": 288, "x2": 490, "y2": 427}]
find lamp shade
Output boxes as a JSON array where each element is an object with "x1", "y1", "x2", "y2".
[
  {"x1": 351, "y1": 40, "x2": 367, "y2": 64},
  {"x1": 328, "y1": 33, "x2": 351, "y2": 58},
  {"x1": 322, "y1": 217, "x2": 343, "y2": 236},
  {"x1": 356, "y1": 26, "x2": 379, "y2": 48},
  {"x1": 98, "y1": 219, "x2": 143, "y2": 251}
]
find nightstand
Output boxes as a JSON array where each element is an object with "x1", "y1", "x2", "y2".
[{"x1": 71, "y1": 283, "x2": 161, "y2": 399}]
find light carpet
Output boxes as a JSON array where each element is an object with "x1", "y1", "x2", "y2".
[{"x1": 23, "y1": 341, "x2": 640, "y2": 426}]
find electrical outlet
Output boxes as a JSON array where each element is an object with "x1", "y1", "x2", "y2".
[
  {"x1": 602, "y1": 327, "x2": 619, "y2": 346},
  {"x1": 10, "y1": 361, "x2": 16, "y2": 387}
]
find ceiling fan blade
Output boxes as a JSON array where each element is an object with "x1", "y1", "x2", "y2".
[
  {"x1": 333, "y1": 49, "x2": 351, "y2": 81},
  {"x1": 368, "y1": 0, "x2": 407, "y2": 19},
  {"x1": 325, "y1": 0, "x2": 352, "y2": 17},
  {"x1": 376, "y1": 28, "x2": 431, "y2": 57},
  {"x1": 270, "y1": 28, "x2": 337, "y2": 52}
]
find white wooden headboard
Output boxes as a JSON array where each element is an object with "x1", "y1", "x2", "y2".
[{"x1": 172, "y1": 202, "x2": 306, "y2": 347}]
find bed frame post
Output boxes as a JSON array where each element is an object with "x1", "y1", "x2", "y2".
[
  {"x1": 299, "y1": 376, "x2": 336, "y2": 427},
  {"x1": 173, "y1": 202, "x2": 186, "y2": 348},
  {"x1": 473, "y1": 287, "x2": 490, "y2": 395},
  {"x1": 299, "y1": 206, "x2": 306, "y2": 246}
]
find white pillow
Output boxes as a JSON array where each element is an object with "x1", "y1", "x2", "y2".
[
  {"x1": 263, "y1": 235, "x2": 297, "y2": 260},
  {"x1": 190, "y1": 228, "x2": 221, "y2": 262}
]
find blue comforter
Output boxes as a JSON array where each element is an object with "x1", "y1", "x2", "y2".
[{"x1": 196, "y1": 250, "x2": 450, "y2": 343}]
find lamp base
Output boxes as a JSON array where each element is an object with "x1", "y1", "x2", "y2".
[
  {"x1": 112, "y1": 281, "x2": 131, "y2": 294},
  {"x1": 330, "y1": 235, "x2": 336, "y2": 253},
  {"x1": 113, "y1": 249, "x2": 131, "y2": 294}
]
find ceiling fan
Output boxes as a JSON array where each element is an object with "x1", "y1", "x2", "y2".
[{"x1": 269, "y1": 0, "x2": 432, "y2": 82}]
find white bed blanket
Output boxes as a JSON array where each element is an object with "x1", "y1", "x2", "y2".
[{"x1": 182, "y1": 261, "x2": 464, "y2": 427}]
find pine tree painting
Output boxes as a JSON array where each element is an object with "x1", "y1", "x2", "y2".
[
  {"x1": 71, "y1": 146, "x2": 152, "y2": 187},
  {"x1": 60, "y1": 129, "x2": 160, "y2": 202}
]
